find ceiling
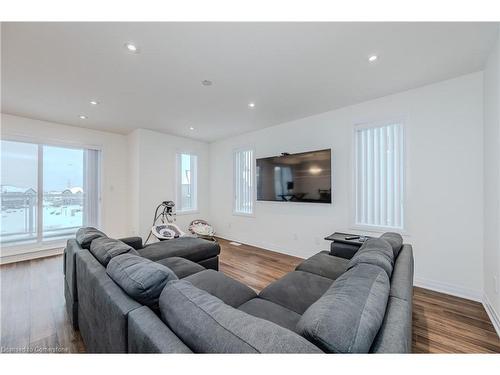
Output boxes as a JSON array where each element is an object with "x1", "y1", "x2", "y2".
[{"x1": 1, "y1": 22, "x2": 498, "y2": 142}]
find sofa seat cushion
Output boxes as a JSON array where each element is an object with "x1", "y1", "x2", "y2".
[
  {"x1": 380, "y1": 232, "x2": 404, "y2": 258},
  {"x1": 90, "y1": 237, "x2": 138, "y2": 266},
  {"x1": 138, "y1": 237, "x2": 220, "y2": 262},
  {"x1": 259, "y1": 271, "x2": 333, "y2": 314},
  {"x1": 159, "y1": 280, "x2": 323, "y2": 353},
  {"x1": 76, "y1": 227, "x2": 107, "y2": 249},
  {"x1": 183, "y1": 269, "x2": 256, "y2": 308},
  {"x1": 156, "y1": 257, "x2": 205, "y2": 279},
  {"x1": 106, "y1": 253, "x2": 178, "y2": 309},
  {"x1": 295, "y1": 251, "x2": 349, "y2": 280},
  {"x1": 297, "y1": 263, "x2": 390, "y2": 353},
  {"x1": 238, "y1": 298, "x2": 301, "y2": 332},
  {"x1": 347, "y1": 238, "x2": 394, "y2": 278}
]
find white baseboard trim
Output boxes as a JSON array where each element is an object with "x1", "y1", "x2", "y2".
[
  {"x1": 482, "y1": 293, "x2": 500, "y2": 338},
  {"x1": 414, "y1": 276, "x2": 482, "y2": 302},
  {"x1": 0, "y1": 247, "x2": 64, "y2": 265}
]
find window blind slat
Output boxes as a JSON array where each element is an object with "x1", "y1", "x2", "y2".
[
  {"x1": 244, "y1": 151, "x2": 247, "y2": 211},
  {"x1": 393, "y1": 125, "x2": 400, "y2": 227},
  {"x1": 380, "y1": 125, "x2": 387, "y2": 226},
  {"x1": 363, "y1": 132, "x2": 368, "y2": 223},
  {"x1": 387, "y1": 125, "x2": 394, "y2": 226},
  {"x1": 355, "y1": 131, "x2": 361, "y2": 223},
  {"x1": 367, "y1": 128, "x2": 372, "y2": 224},
  {"x1": 373, "y1": 127, "x2": 380, "y2": 225}
]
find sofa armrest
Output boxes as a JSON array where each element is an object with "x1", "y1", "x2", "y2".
[
  {"x1": 128, "y1": 306, "x2": 192, "y2": 353},
  {"x1": 119, "y1": 236, "x2": 143, "y2": 250}
]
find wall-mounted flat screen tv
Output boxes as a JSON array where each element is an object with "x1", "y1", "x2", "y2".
[{"x1": 256, "y1": 149, "x2": 332, "y2": 203}]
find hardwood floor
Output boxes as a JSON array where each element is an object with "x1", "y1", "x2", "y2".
[
  {"x1": 1, "y1": 238, "x2": 499, "y2": 353},
  {"x1": 0, "y1": 255, "x2": 85, "y2": 353}
]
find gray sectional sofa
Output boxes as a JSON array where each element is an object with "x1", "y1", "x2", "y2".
[
  {"x1": 64, "y1": 228, "x2": 414, "y2": 353},
  {"x1": 63, "y1": 228, "x2": 220, "y2": 330}
]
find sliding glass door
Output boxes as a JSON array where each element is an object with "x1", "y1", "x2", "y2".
[{"x1": 0, "y1": 139, "x2": 100, "y2": 247}]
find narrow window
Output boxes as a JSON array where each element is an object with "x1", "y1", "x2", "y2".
[
  {"x1": 354, "y1": 123, "x2": 405, "y2": 230},
  {"x1": 176, "y1": 153, "x2": 198, "y2": 212},
  {"x1": 234, "y1": 149, "x2": 254, "y2": 215}
]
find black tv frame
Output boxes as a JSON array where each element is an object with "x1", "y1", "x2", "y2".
[{"x1": 255, "y1": 148, "x2": 332, "y2": 204}]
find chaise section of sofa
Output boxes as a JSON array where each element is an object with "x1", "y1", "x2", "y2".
[{"x1": 138, "y1": 237, "x2": 220, "y2": 270}]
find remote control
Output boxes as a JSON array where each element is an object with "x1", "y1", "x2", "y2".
[{"x1": 345, "y1": 235, "x2": 360, "y2": 240}]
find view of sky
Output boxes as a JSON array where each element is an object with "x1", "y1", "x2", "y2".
[{"x1": 1, "y1": 140, "x2": 84, "y2": 192}]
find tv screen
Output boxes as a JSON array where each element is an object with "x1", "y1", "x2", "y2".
[{"x1": 256, "y1": 149, "x2": 332, "y2": 203}]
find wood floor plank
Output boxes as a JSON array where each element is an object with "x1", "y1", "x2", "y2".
[
  {"x1": 0, "y1": 261, "x2": 31, "y2": 350},
  {"x1": 1, "y1": 238, "x2": 499, "y2": 353}
]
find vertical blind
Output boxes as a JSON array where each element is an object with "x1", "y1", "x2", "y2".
[
  {"x1": 234, "y1": 149, "x2": 254, "y2": 214},
  {"x1": 355, "y1": 123, "x2": 404, "y2": 229},
  {"x1": 83, "y1": 149, "x2": 101, "y2": 228}
]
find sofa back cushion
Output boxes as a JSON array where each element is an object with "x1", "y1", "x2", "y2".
[
  {"x1": 159, "y1": 280, "x2": 322, "y2": 353},
  {"x1": 347, "y1": 238, "x2": 394, "y2": 278},
  {"x1": 76, "y1": 227, "x2": 107, "y2": 249},
  {"x1": 296, "y1": 263, "x2": 390, "y2": 353},
  {"x1": 90, "y1": 237, "x2": 138, "y2": 266},
  {"x1": 107, "y1": 253, "x2": 178, "y2": 309},
  {"x1": 380, "y1": 232, "x2": 404, "y2": 258}
]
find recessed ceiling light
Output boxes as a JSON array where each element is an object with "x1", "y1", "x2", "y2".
[
  {"x1": 368, "y1": 55, "x2": 378, "y2": 62},
  {"x1": 90, "y1": 100, "x2": 99, "y2": 105},
  {"x1": 201, "y1": 80, "x2": 213, "y2": 86},
  {"x1": 248, "y1": 102, "x2": 256, "y2": 108},
  {"x1": 189, "y1": 126, "x2": 195, "y2": 131},
  {"x1": 79, "y1": 115, "x2": 87, "y2": 120},
  {"x1": 125, "y1": 43, "x2": 139, "y2": 53}
]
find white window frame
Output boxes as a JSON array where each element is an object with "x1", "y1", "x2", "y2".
[
  {"x1": 0, "y1": 135, "x2": 102, "y2": 252},
  {"x1": 351, "y1": 120, "x2": 406, "y2": 233},
  {"x1": 233, "y1": 147, "x2": 255, "y2": 217},
  {"x1": 175, "y1": 152, "x2": 198, "y2": 215}
]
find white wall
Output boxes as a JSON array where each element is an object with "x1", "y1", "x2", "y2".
[
  {"x1": 483, "y1": 25, "x2": 500, "y2": 331},
  {"x1": 127, "y1": 128, "x2": 210, "y2": 241},
  {"x1": 0, "y1": 113, "x2": 132, "y2": 239},
  {"x1": 209, "y1": 72, "x2": 484, "y2": 299}
]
